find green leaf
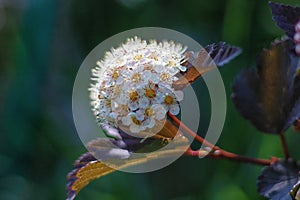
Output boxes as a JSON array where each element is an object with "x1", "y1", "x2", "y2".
[{"x1": 257, "y1": 159, "x2": 300, "y2": 200}]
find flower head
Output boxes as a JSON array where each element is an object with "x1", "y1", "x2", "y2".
[{"x1": 90, "y1": 37, "x2": 187, "y2": 135}]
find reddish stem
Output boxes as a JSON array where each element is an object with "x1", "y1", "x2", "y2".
[
  {"x1": 279, "y1": 133, "x2": 290, "y2": 159},
  {"x1": 168, "y1": 113, "x2": 219, "y2": 151},
  {"x1": 168, "y1": 113, "x2": 275, "y2": 166},
  {"x1": 185, "y1": 148, "x2": 273, "y2": 166}
]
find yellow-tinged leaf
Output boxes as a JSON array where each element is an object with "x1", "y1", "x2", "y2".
[
  {"x1": 71, "y1": 161, "x2": 115, "y2": 194},
  {"x1": 67, "y1": 134, "x2": 189, "y2": 200},
  {"x1": 173, "y1": 43, "x2": 241, "y2": 90},
  {"x1": 173, "y1": 50, "x2": 214, "y2": 90}
]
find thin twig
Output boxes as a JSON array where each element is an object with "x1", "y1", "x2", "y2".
[
  {"x1": 185, "y1": 148, "x2": 274, "y2": 166},
  {"x1": 167, "y1": 113, "x2": 219, "y2": 151},
  {"x1": 279, "y1": 133, "x2": 290, "y2": 159},
  {"x1": 168, "y1": 113, "x2": 275, "y2": 166}
]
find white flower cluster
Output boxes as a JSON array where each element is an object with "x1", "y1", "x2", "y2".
[{"x1": 90, "y1": 37, "x2": 187, "y2": 134}]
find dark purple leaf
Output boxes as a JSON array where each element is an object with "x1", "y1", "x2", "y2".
[
  {"x1": 66, "y1": 153, "x2": 98, "y2": 200},
  {"x1": 173, "y1": 42, "x2": 241, "y2": 89},
  {"x1": 232, "y1": 39, "x2": 300, "y2": 134},
  {"x1": 257, "y1": 159, "x2": 300, "y2": 200},
  {"x1": 269, "y1": 1, "x2": 300, "y2": 39},
  {"x1": 204, "y1": 42, "x2": 242, "y2": 66},
  {"x1": 290, "y1": 179, "x2": 300, "y2": 200},
  {"x1": 294, "y1": 118, "x2": 300, "y2": 132}
]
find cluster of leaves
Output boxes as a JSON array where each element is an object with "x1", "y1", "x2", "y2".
[
  {"x1": 66, "y1": 1, "x2": 300, "y2": 200},
  {"x1": 66, "y1": 124, "x2": 190, "y2": 200},
  {"x1": 232, "y1": 2, "x2": 300, "y2": 199}
]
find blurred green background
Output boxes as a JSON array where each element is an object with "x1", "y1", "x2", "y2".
[{"x1": 1, "y1": 0, "x2": 300, "y2": 199}]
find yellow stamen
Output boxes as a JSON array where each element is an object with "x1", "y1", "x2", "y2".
[
  {"x1": 160, "y1": 73, "x2": 170, "y2": 82},
  {"x1": 164, "y1": 95, "x2": 174, "y2": 105},
  {"x1": 144, "y1": 64, "x2": 153, "y2": 70},
  {"x1": 113, "y1": 86, "x2": 121, "y2": 95},
  {"x1": 145, "y1": 107, "x2": 155, "y2": 116},
  {"x1": 167, "y1": 60, "x2": 176, "y2": 67},
  {"x1": 132, "y1": 73, "x2": 141, "y2": 82},
  {"x1": 148, "y1": 53, "x2": 158, "y2": 61},
  {"x1": 131, "y1": 116, "x2": 141, "y2": 125},
  {"x1": 145, "y1": 88, "x2": 156, "y2": 98},
  {"x1": 134, "y1": 54, "x2": 142, "y2": 60},
  {"x1": 129, "y1": 90, "x2": 139, "y2": 101},
  {"x1": 112, "y1": 70, "x2": 119, "y2": 80},
  {"x1": 106, "y1": 99, "x2": 111, "y2": 107}
]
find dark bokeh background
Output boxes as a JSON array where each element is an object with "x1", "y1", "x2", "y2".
[{"x1": 1, "y1": 0, "x2": 300, "y2": 199}]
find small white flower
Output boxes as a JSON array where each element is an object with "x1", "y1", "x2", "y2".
[
  {"x1": 128, "y1": 101, "x2": 139, "y2": 111},
  {"x1": 138, "y1": 97, "x2": 150, "y2": 109},
  {"x1": 159, "y1": 91, "x2": 181, "y2": 115},
  {"x1": 142, "y1": 70, "x2": 152, "y2": 82},
  {"x1": 145, "y1": 118, "x2": 156, "y2": 128},
  {"x1": 121, "y1": 115, "x2": 132, "y2": 126},
  {"x1": 152, "y1": 104, "x2": 167, "y2": 120},
  {"x1": 135, "y1": 109, "x2": 145, "y2": 121},
  {"x1": 90, "y1": 37, "x2": 187, "y2": 135},
  {"x1": 130, "y1": 123, "x2": 140, "y2": 133},
  {"x1": 174, "y1": 90, "x2": 184, "y2": 101},
  {"x1": 169, "y1": 104, "x2": 180, "y2": 115}
]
